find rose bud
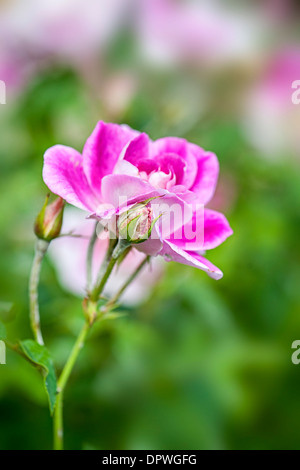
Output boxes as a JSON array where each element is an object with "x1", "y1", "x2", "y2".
[
  {"x1": 34, "y1": 195, "x2": 65, "y2": 242},
  {"x1": 118, "y1": 200, "x2": 161, "y2": 244}
]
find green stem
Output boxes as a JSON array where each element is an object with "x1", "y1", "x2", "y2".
[
  {"x1": 94, "y1": 238, "x2": 117, "y2": 286},
  {"x1": 52, "y1": 238, "x2": 129, "y2": 450},
  {"x1": 90, "y1": 239, "x2": 129, "y2": 302},
  {"x1": 86, "y1": 221, "x2": 99, "y2": 292},
  {"x1": 29, "y1": 239, "x2": 49, "y2": 345},
  {"x1": 57, "y1": 322, "x2": 90, "y2": 394},
  {"x1": 90, "y1": 256, "x2": 118, "y2": 302},
  {"x1": 53, "y1": 321, "x2": 90, "y2": 451},
  {"x1": 105, "y1": 256, "x2": 150, "y2": 309},
  {"x1": 53, "y1": 391, "x2": 64, "y2": 451}
]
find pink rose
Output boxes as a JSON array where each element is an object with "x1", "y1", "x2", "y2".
[{"x1": 43, "y1": 121, "x2": 233, "y2": 279}]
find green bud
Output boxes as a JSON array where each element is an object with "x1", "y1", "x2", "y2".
[
  {"x1": 34, "y1": 195, "x2": 65, "y2": 242},
  {"x1": 118, "y1": 199, "x2": 161, "y2": 244}
]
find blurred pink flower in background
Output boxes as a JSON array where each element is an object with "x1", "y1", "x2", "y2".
[
  {"x1": 100, "y1": 72, "x2": 138, "y2": 120},
  {"x1": 258, "y1": 0, "x2": 296, "y2": 21},
  {"x1": 48, "y1": 207, "x2": 164, "y2": 306},
  {"x1": 0, "y1": 49, "x2": 30, "y2": 92},
  {"x1": 0, "y1": 0, "x2": 132, "y2": 91},
  {"x1": 243, "y1": 48, "x2": 300, "y2": 158},
  {"x1": 137, "y1": 0, "x2": 267, "y2": 69}
]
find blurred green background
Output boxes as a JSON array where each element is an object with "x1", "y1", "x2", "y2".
[{"x1": 0, "y1": 0, "x2": 300, "y2": 450}]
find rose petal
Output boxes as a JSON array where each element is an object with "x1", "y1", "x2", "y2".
[
  {"x1": 135, "y1": 224, "x2": 163, "y2": 256},
  {"x1": 152, "y1": 194, "x2": 193, "y2": 240},
  {"x1": 156, "y1": 153, "x2": 186, "y2": 185},
  {"x1": 113, "y1": 159, "x2": 139, "y2": 176},
  {"x1": 150, "y1": 137, "x2": 198, "y2": 189},
  {"x1": 100, "y1": 174, "x2": 161, "y2": 208},
  {"x1": 203, "y1": 209, "x2": 233, "y2": 250},
  {"x1": 162, "y1": 240, "x2": 223, "y2": 280},
  {"x1": 123, "y1": 132, "x2": 150, "y2": 166},
  {"x1": 168, "y1": 208, "x2": 233, "y2": 251},
  {"x1": 189, "y1": 145, "x2": 219, "y2": 204},
  {"x1": 43, "y1": 145, "x2": 99, "y2": 211},
  {"x1": 82, "y1": 121, "x2": 138, "y2": 197}
]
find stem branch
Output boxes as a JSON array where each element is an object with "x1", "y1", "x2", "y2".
[
  {"x1": 29, "y1": 239, "x2": 49, "y2": 345},
  {"x1": 57, "y1": 322, "x2": 90, "y2": 394},
  {"x1": 53, "y1": 391, "x2": 64, "y2": 451},
  {"x1": 90, "y1": 239, "x2": 128, "y2": 302},
  {"x1": 105, "y1": 255, "x2": 150, "y2": 309},
  {"x1": 53, "y1": 321, "x2": 90, "y2": 451},
  {"x1": 52, "y1": 239, "x2": 143, "y2": 450},
  {"x1": 86, "y1": 221, "x2": 99, "y2": 292}
]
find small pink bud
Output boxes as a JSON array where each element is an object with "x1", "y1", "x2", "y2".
[{"x1": 34, "y1": 195, "x2": 65, "y2": 242}]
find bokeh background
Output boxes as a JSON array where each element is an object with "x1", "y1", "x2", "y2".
[{"x1": 0, "y1": 0, "x2": 300, "y2": 450}]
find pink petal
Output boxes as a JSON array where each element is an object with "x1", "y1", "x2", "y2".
[
  {"x1": 171, "y1": 187, "x2": 198, "y2": 204},
  {"x1": 113, "y1": 159, "x2": 139, "y2": 177},
  {"x1": 125, "y1": 138, "x2": 187, "y2": 186},
  {"x1": 82, "y1": 121, "x2": 139, "y2": 197},
  {"x1": 152, "y1": 194, "x2": 193, "y2": 240},
  {"x1": 43, "y1": 145, "x2": 99, "y2": 211},
  {"x1": 136, "y1": 228, "x2": 163, "y2": 256},
  {"x1": 150, "y1": 137, "x2": 198, "y2": 189},
  {"x1": 123, "y1": 133, "x2": 150, "y2": 166},
  {"x1": 157, "y1": 153, "x2": 186, "y2": 185},
  {"x1": 100, "y1": 174, "x2": 161, "y2": 208},
  {"x1": 162, "y1": 241, "x2": 223, "y2": 280},
  {"x1": 189, "y1": 146, "x2": 219, "y2": 204},
  {"x1": 203, "y1": 209, "x2": 233, "y2": 250},
  {"x1": 168, "y1": 208, "x2": 233, "y2": 251}
]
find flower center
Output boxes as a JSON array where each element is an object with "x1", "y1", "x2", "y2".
[{"x1": 140, "y1": 169, "x2": 176, "y2": 190}]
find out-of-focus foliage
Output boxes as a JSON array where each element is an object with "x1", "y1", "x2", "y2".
[{"x1": 0, "y1": 0, "x2": 300, "y2": 450}]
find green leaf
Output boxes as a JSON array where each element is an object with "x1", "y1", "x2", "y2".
[
  {"x1": 19, "y1": 340, "x2": 57, "y2": 415},
  {"x1": 0, "y1": 321, "x2": 6, "y2": 340}
]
